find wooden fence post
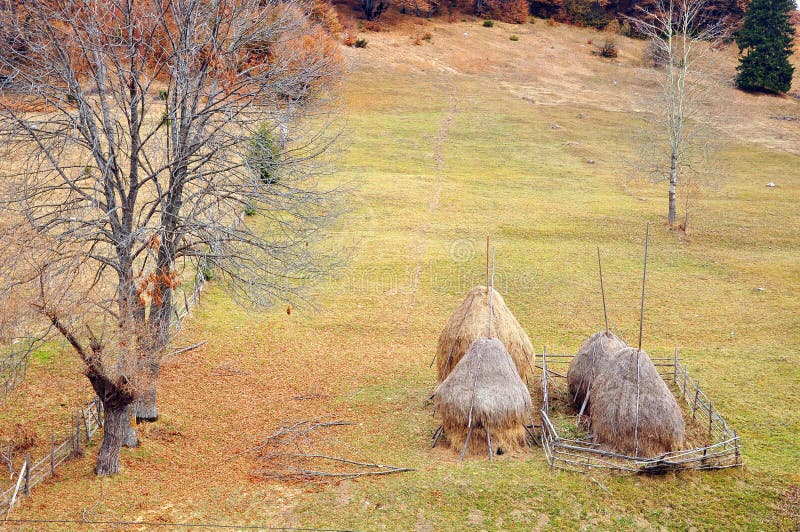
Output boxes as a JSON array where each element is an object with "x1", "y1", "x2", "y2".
[
  {"x1": 692, "y1": 386, "x2": 700, "y2": 420},
  {"x1": 708, "y1": 404, "x2": 713, "y2": 436},
  {"x1": 23, "y1": 452, "x2": 30, "y2": 496},
  {"x1": 82, "y1": 409, "x2": 90, "y2": 441},
  {"x1": 50, "y1": 434, "x2": 55, "y2": 476},
  {"x1": 74, "y1": 411, "x2": 82, "y2": 456},
  {"x1": 673, "y1": 348, "x2": 678, "y2": 385}
]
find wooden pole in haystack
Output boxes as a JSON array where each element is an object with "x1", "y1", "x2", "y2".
[
  {"x1": 638, "y1": 223, "x2": 650, "y2": 354},
  {"x1": 597, "y1": 247, "x2": 609, "y2": 333},
  {"x1": 634, "y1": 222, "x2": 650, "y2": 458}
]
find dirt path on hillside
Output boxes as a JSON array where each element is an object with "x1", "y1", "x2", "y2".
[{"x1": 402, "y1": 85, "x2": 458, "y2": 335}]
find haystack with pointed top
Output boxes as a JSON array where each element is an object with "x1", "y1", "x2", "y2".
[
  {"x1": 589, "y1": 347, "x2": 685, "y2": 457},
  {"x1": 434, "y1": 337, "x2": 533, "y2": 457},
  {"x1": 435, "y1": 286, "x2": 534, "y2": 383},
  {"x1": 566, "y1": 330, "x2": 626, "y2": 413}
]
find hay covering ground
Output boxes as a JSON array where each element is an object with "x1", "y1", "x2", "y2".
[
  {"x1": 434, "y1": 337, "x2": 532, "y2": 457},
  {"x1": 590, "y1": 347, "x2": 685, "y2": 457},
  {"x1": 435, "y1": 286, "x2": 534, "y2": 383},
  {"x1": 566, "y1": 330, "x2": 626, "y2": 413}
]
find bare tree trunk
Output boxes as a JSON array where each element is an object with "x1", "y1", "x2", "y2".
[
  {"x1": 135, "y1": 371, "x2": 159, "y2": 422},
  {"x1": 96, "y1": 399, "x2": 136, "y2": 476},
  {"x1": 668, "y1": 152, "x2": 678, "y2": 225}
]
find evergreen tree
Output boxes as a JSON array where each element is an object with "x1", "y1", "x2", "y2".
[{"x1": 735, "y1": 0, "x2": 795, "y2": 93}]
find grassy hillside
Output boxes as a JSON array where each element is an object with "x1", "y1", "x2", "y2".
[{"x1": 3, "y1": 18, "x2": 799, "y2": 530}]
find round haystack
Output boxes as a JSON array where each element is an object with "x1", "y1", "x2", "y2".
[
  {"x1": 435, "y1": 286, "x2": 534, "y2": 383},
  {"x1": 566, "y1": 330, "x2": 626, "y2": 412},
  {"x1": 434, "y1": 337, "x2": 533, "y2": 457},
  {"x1": 589, "y1": 347, "x2": 685, "y2": 457}
]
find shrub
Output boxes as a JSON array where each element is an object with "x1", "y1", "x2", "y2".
[
  {"x1": 355, "y1": 38, "x2": 368, "y2": 48},
  {"x1": 422, "y1": 32, "x2": 433, "y2": 41},
  {"x1": 563, "y1": 0, "x2": 609, "y2": 29},
  {"x1": 547, "y1": 17, "x2": 557, "y2": 26},
  {"x1": 364, "y1": 21, "x2": 383, "y2": 32},
  {"x1": 247, "y1": 123, "x2": 281, "y2": 185},
  {"x1": 343, "y1": 32, "x2": 356, "y2": 47},
  {"x1": 483, "y1": 19, "x2": 494, "y2": 27},
  {"x1": 598, "y1": 38, "x2": 618, "y2": 58},
  {"x1": 244, "y1": 203, "x2": 257, "y2": 216},
  {"x1": 643, "y1": 39, "x2": 668, "y2": 68},
  {"x1": 620, "y1": 20, "x2": 633, "y2": 37},
  {"x1": 157, "y1": 89, "x2": 169, "y2": 101},
  {"x1": 481, "y1": 0, "x2": 529, "y2": 24},
  {"x1": 201, "y1": 266, "x2": 215, "y2": 282},
  {"x1": 605, "y1": 19, "x2": 620, "y2": 34},
  {"x1": 510, "y1": 34, "x2": 519, "y2": 41},
  {"x1": 4, "y1": 424, "x2": 38, "y2": 453}
]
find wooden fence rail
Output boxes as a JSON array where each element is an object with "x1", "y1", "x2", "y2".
[
  {"x1": 0, "y1": 397, "x2": 103, "y2": 514},
  {"x1": 540, "y1": 349, "x2": 743, "y2": 474}
]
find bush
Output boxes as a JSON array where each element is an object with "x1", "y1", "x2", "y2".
[
  {"x1": 354, "y1": 38, "x2": 368, "y2": 48},
  {"x1": 481, "y1": 0, "x2": 529, "y2": 24},
  {"x1": 510, "y1": 34, "x2": 519, "y2": 41},
  {"x1": 247, "y1": 123, "x2": 281, "y2": 185},
  {"x1": 244, "y1": 203, "x2": 257, "y2": 216},
  {"x1": 157, "y1": 89, "x2": 169, "y2": 101},
  {"x1": 201, "y1": 266, "x2": 215, "y2": 282},
  {"x1": 562, "y1": 0, "x2": 609, "y2": 29},
  {"x1": 643, "y1": 39, "x2": 668, "y2": 68},
  {"x1": 483, "y1": 19, "x2": 494, "y2": 27},
  {"x1": 620, "y1": 20, "x2": 633, "y2": 37},
  {"x1": 598, "y1": 38, "x2": 618, "y2": 58},
  {"x1": 605, "y1": 19, "x2": 620, "y2": 34}
]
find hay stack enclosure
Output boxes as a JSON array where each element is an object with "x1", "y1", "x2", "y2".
[
  {"x1": 566, "y1": 330, "x2": 626, "y2": 412},
  {"x1": 434, "y1": 337, "x2": 532, "y2": 457},
  {"x1": 589, "y1": 347, "x2": 685, "y2": 457},
  {"x1": 435, "y1": 286, "x2": 534, "y2": 382}
]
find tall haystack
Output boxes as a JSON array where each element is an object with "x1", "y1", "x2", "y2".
[
  {"x1": 589, "y1": 347, "x2": 685, "y2": 457},
  {"x1": 435, "y1": 286, "x2": 534, "y2": 382},
  {"x1": 566, "y1": 330, "x2": 626, "y2": 412},
  {"x1": 434, "y1": 337, "x2": 533, "y2": 457}
]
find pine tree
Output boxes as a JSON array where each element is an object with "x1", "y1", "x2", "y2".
[{"x1": 735, "y1": 0, "x2": 795, "y2": 93}]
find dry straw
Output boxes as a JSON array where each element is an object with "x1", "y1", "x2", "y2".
[
  {"x1": 434, "y1": 337, "x2": 532, "y2": 457},
  {"x1": 434, "y1": 286, "x2": 534, "y2": 383},
  {"x1": 566, "y1": 330, "x2": 626, "y2": 413},
  {"x1": 589, "y1": 347, "x2": 685, "y2": 457}
]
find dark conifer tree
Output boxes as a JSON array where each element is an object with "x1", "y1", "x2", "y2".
[{"x1": 735, "y1": 0, "x2": 795, "y2": 93}]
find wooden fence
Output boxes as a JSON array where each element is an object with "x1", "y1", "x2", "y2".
[
  {"x1": 540, "y1": 349, "x2": 743, "y2": 474},
  {"x1": 0, "y1": 397, "x2": 103, "y2": 514}
]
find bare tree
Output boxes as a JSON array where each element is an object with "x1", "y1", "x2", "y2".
[
  {"x1": 0, "y1": 0, "x2": 343, "y2": 475},
  {"x1": 629, "y1": 0, "x2": 728, "y2": 227}
]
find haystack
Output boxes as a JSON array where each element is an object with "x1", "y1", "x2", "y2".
[
  {"x1": 434, "y1": 337, "x2": 532, "y2": 457},
  {"x1": 566, "y1": 330, "x2": 626, "y2": 412},
  {"x1": 435, "y1": 286, "x2": 534, "y2": 382},
  {"x1": 589, "y1": 347, "x2": 685, "y2": 457}
]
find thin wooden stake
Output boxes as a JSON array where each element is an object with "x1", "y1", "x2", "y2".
[
  {"x1": 23, "y1": 452, "x2": 30, "y2": 496},
  {"x1": 597, "y1": 247, "x2": 609, "y2": 333},
  {"x1": 486, "y1": 428, "x2": 493, "y2": 461},
  {"x1": 50, "y1": 434, "x2": 55, "y2": 476},
  {"x1": 637, "y1": 223, "x2": 650, "y2": 353},
  {"x1": 488, "y1": 245, "x2": 495, "y2": 339},
  {"x1": 673, "y1": 348, "x2": 679, "y2": 385},
  {"x1": 692, "y1": 386, "x2": 700, "y2": 421},
  {"x1": 486, "y1": 235, "x2": 490, "y2": 289},
  {"x1": 82, "y1": 409, "x2": 90, "y2": 441}
]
